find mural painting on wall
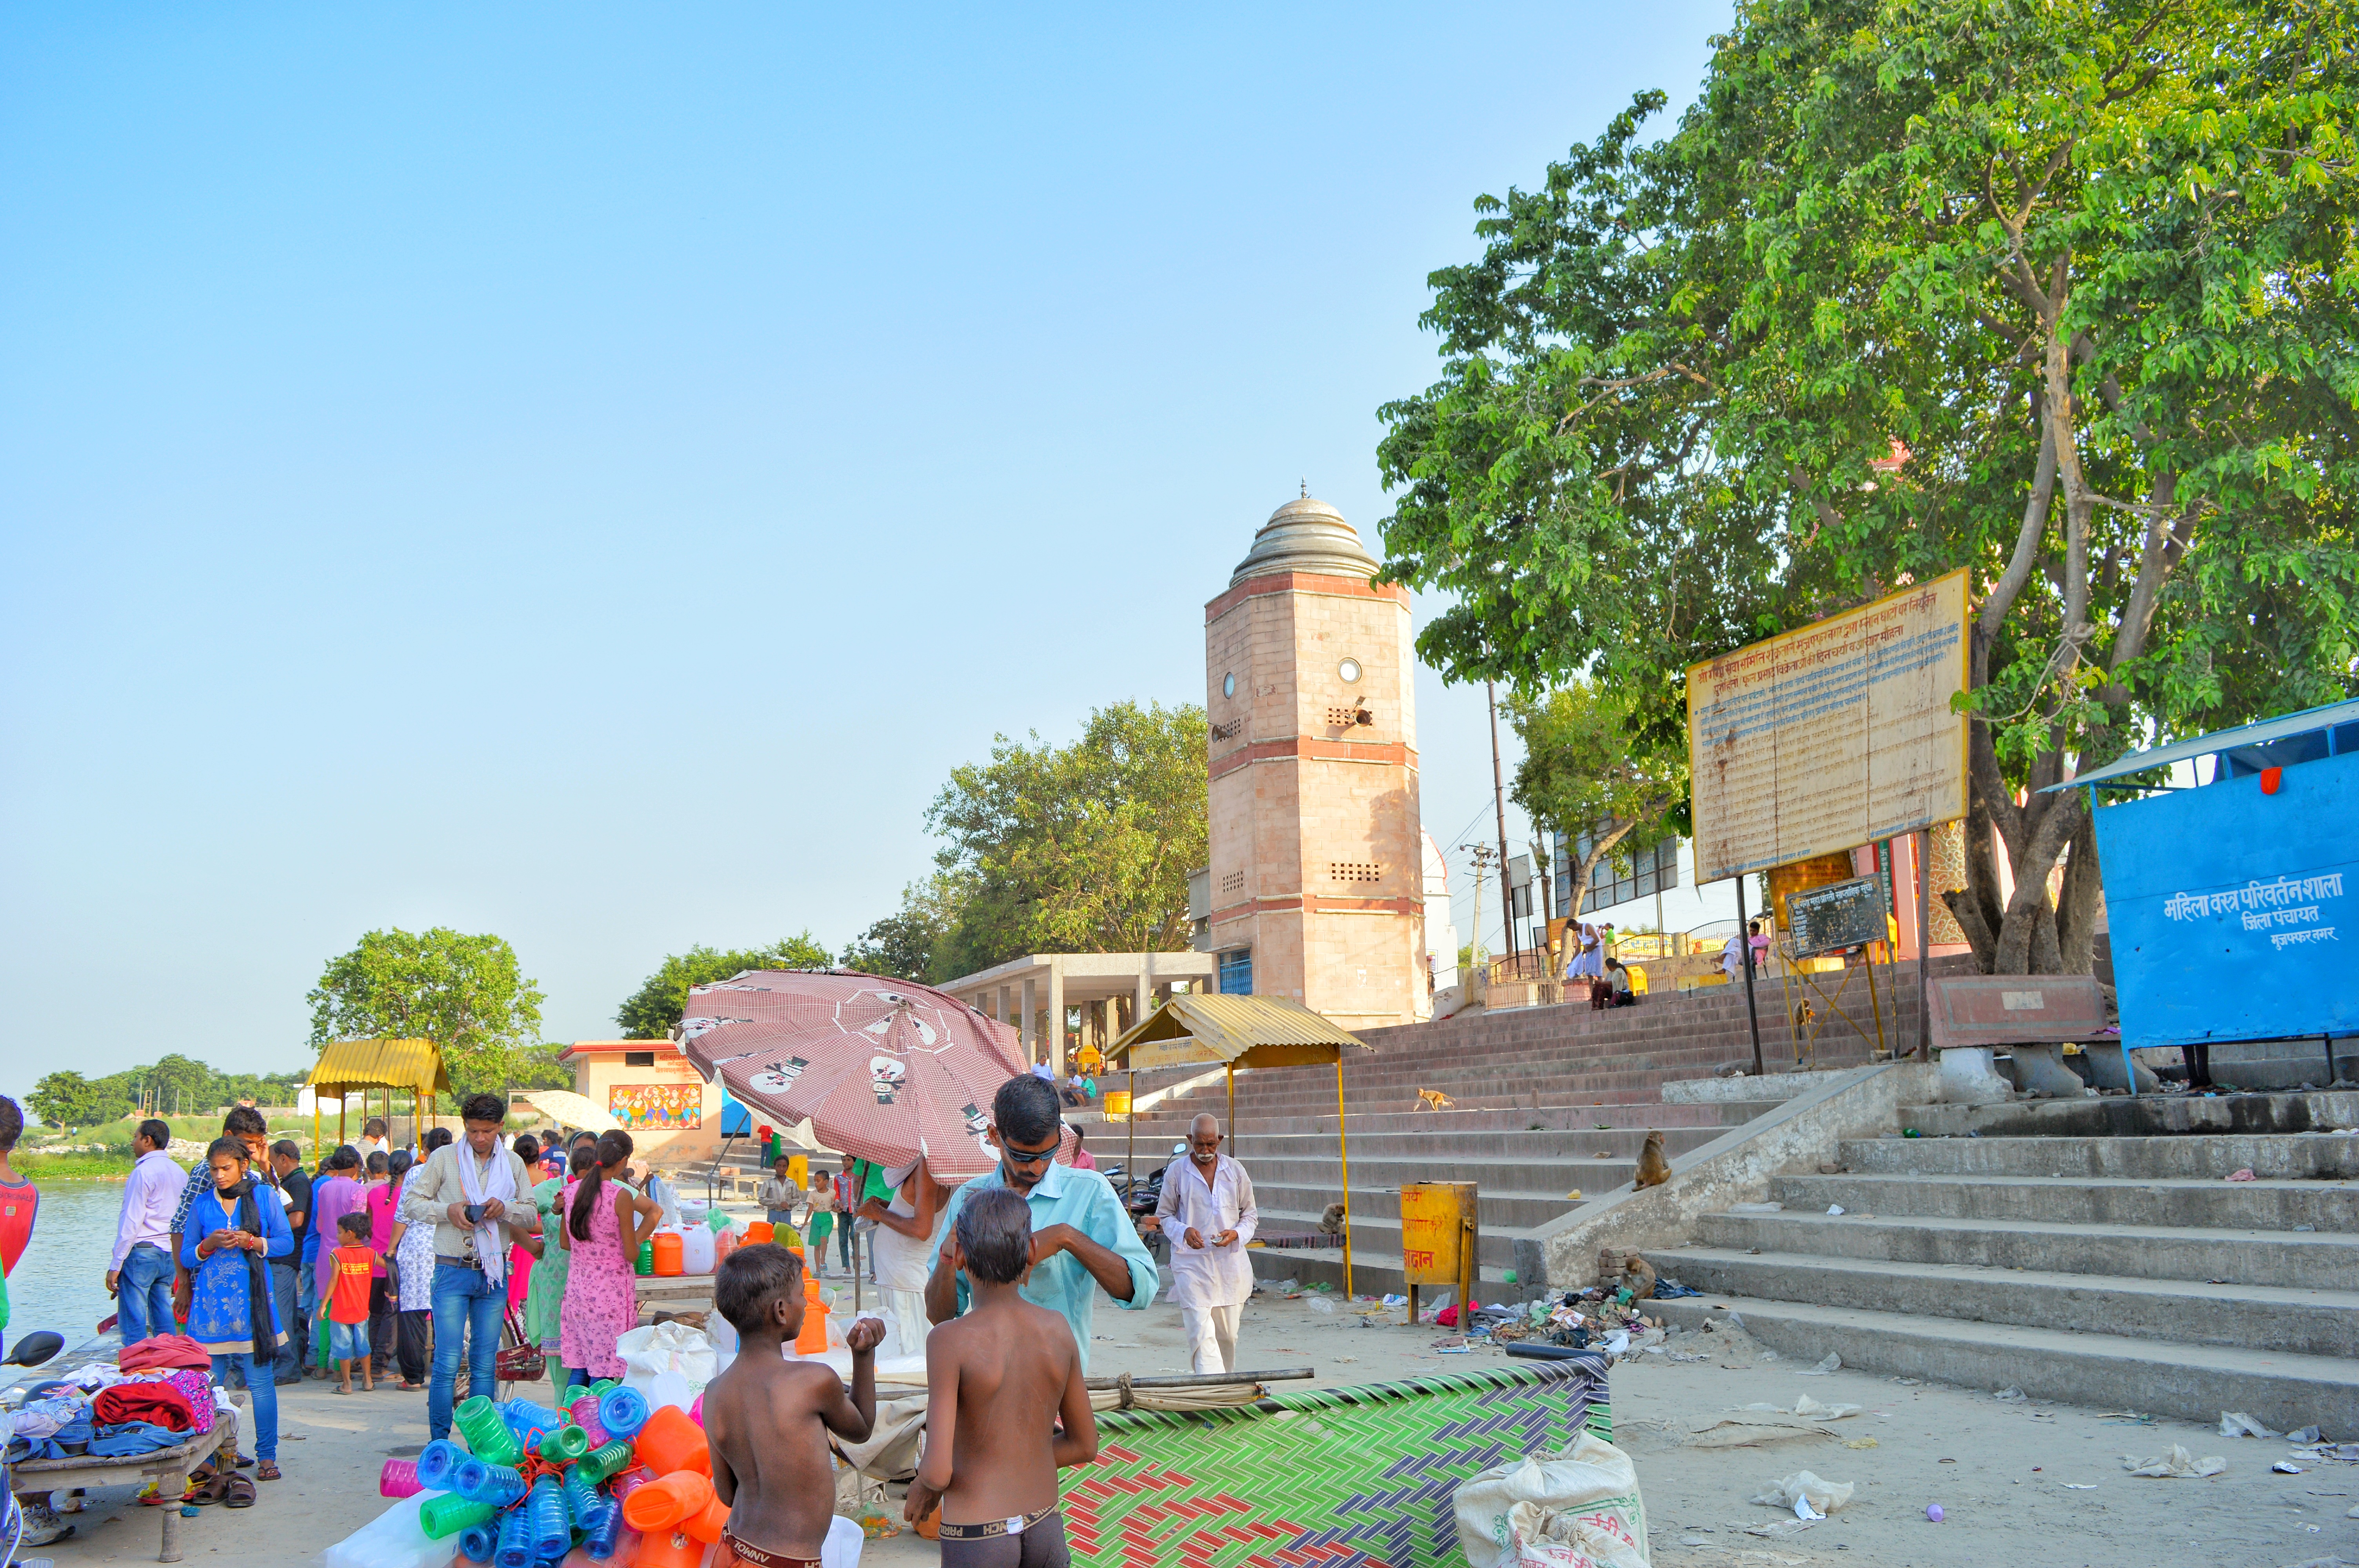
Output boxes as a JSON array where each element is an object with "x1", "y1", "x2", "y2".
[{"x1": 609, "y1": 1082, "x2": 703, "y2": 1131}]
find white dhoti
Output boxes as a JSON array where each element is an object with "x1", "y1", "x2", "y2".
[
  {"x1": 879, "y1": 1287, "x2": 930, "y2": 1360},
  {"x1": 1181, "y1": 1300, "x2": 1244, "y2": 1374}
]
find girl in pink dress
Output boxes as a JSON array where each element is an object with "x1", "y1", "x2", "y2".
[{"x1": 559, "y1": 1130, "x2": 662, "y2": 1382}]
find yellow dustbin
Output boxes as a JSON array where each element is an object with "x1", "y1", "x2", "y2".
[
  {"x1": 787, "y1": 1153, "x2": 809, "y2": 1189},
  {"x1": 1399, "y1": 1181, "x2": 1476, "y2": 1286},
  {"x1": 1101, "y1": 1090, "x2": 1132, "y2": 1119}
]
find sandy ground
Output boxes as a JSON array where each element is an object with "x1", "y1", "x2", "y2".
[{"x1": 24, "y1": 1289, "x2": 2357, "y2": 1568}]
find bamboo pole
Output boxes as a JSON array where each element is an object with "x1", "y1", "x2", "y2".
[{"x1": 1335, "y1": 1057, "x2": 1354, "y2": 1298}]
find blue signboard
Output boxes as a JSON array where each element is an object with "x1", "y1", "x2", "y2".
[{"x1": 2095, "y1": 748, "x2": 2359, "y2": 1048}]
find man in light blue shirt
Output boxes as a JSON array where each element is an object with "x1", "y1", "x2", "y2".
[
  {"x1": 108, "y1": 1119, "x2": 184, "y2": 1345},
  {"x1": 924, "y1": 1075, "x2": 1156, "y2": 1372}
]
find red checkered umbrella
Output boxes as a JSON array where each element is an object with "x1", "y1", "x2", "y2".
[{"x1": 677, "y1": 969, "x2": 1027, "y2": 1180}]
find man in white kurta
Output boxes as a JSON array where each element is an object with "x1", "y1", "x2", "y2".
[{"x1": 1147, "y1": 1114, "x2": 1259, "y2": 1374}]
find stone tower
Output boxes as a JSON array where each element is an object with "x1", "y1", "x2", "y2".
[{"x1": 1203, "y1": 495, "x2": 1426, "y2": 1030}]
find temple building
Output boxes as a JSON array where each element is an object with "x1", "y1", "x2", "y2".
[{"x1": 1199, "y1": 495, "x2": 1428, "y2": 1029}]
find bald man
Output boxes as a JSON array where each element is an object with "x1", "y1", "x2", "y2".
[{"x1": 1143, "y1": 1114, "x2": 1258, "y2": 1374}]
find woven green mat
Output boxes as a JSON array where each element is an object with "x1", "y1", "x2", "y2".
[{"x1": 1060, "y1": 1356, "x2": 1611, "y2": 1568}]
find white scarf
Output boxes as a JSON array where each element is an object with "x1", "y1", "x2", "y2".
[{"x1": 455, "y1": 1141, "x2": 519, "y2": 1285}]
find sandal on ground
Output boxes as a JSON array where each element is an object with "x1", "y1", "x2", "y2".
[
  {"x1": 334, "y1": 1385, "x2": 352, "y2": 1395},
  {"x1": 184, "y1": 1472, "x2": 234, "y2": 1506},
  {"x1": 224, "y1": 1473, "x2": 258, "y2": 1508},
  {"x1": 256, "y1": 1460, "x2": 280, "y2": 1481}
]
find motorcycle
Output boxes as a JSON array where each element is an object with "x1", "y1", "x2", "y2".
[{"x1": 2, "y1": 1330, "x2": 68, "y2": 1558}]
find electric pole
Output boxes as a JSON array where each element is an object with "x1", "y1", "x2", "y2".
[{"x1": 1487, "y1": 679, "x2": 1518, "y2": 964}]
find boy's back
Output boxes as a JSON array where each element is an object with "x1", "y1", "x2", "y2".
[
  {"x1": 327, "y1": 1243, "x2": 374, "y2": 1323},
  {"x1": 931, "y1": 1296, "x2": 1078, "y2": 1523}
]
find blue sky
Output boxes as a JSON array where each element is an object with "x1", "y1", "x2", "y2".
[{"x1": 0, "y1": 4, "x2": 1736, "y2": 1098}]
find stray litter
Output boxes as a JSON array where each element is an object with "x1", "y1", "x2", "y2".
[
  {"x1": 1306, "y1": 1297, "x2": 1336, "y2": 1315},
  {"x1": 1752, "y1": 1472, "x2": 1853, "y2": 1520},
  {"x1": 2221, "y1": 1411, "x2": 2281, "y2": 1439},
  {"x1": 2123, "y1": 1445, "x2": 2227, "y2": 1478},
  {"x1": 1925, "y1": 1504, "x2": 1944, "y2": 1522},
  {"x1": 2277, "y1": 1462, "x2": 2307, "y2": 1474},
  {"x1": 2063, "y1": 1483, "x2": 2097, "y2": 1490},
  {"x1": 2225, "y1": 1167, "x2": 2258, "y2": 1181},
  {"x1": 1994, "y1": 1387, "x2": 2027, "y2": 1402},
  {"x1": 1796, "y1": 1353, "x2": 1842, "y2": 1376},
  {"x1": 1825, "y1": 1204, "x2": 1846, "y2": 1216}
]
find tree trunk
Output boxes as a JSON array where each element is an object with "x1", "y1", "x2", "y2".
[{"x1": 2055, "y1": 813, "x2": 2104, "y2": 975}]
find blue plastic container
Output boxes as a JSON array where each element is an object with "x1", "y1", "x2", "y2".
[
  {"x1": 494, "y1": 1507, "x2": 533, "y2": 1568},
  {"x1": 458, "y1": 1524, "x2": 499, "y2": 1564},
  {"x1": 455, "y1": 1459, "x2": 528, "y2": 1508},
  {"x1": 416, "y1": 1439, "x2": 467, "y2": 1493},
  {"x1": 527, "y1": 1475, "x2": 571, "y2": 1563},
  {"x1": 596, "y1": 1386, "x2": 650, "y2": 1441},
  {"x1": 583, "y1": 1500, "x2": 625, "y2": 1561}
]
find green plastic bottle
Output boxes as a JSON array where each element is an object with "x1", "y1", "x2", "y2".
[{"x1": 634, "y1": 1240, "x2": 654, "y2": 1276}]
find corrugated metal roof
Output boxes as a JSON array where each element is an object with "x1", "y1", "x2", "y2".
[
  {"x1": 1107, "y1": 995, "x2": 1371, "y2": 1068},
  {"x1": 2043, "y1": 696, "x2": 2359, "y2": 791},
  {"x1": 307, "y1": 1038, "x2": 451, "y2": 1094}
]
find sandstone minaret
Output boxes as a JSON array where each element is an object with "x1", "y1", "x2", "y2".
[{"x1": 1203, "y1": 495, "x2": 1424, "y2": 1029}]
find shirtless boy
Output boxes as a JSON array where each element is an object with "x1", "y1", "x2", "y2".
[
  {"x1": 703, "y1": 1243, "x2": 885, "y2": 1568},
  {"x1": 905, "y1": 1187, "x2": 1097, "y2": 1566}
]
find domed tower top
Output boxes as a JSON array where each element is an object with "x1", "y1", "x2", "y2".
[{"x1": 1229, "y1": 492, "x2": 1380, "y2": 587}]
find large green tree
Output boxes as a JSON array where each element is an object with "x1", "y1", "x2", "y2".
[
  {"x1": 1377, "y1": 0, "x2": 2358, "y2": 975},
  {"x1": 922, "y1": 701, "x2": 1209, "y2": 973},
  {"x1": 615, "y1": 934, "x2": 832, "y2": 1039},
  {"x1": 840, "y1": 873, "x2": 970, "y2": 983},
  {"x1": 308, "y1": 927, "x2": 547, "y2": 1095}
]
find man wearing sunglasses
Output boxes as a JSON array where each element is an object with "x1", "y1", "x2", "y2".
[{"x1": 924, "y1": 1074, "x2": 1158, "y2": 1370}]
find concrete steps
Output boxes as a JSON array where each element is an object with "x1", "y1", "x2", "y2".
[{"x1": 1655, "y1": 1093, "x2": 2359, "y2": 1434}]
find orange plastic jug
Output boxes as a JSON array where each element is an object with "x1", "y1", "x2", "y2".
[
  {"x1": 634, "y1": 1405, "x2": 712, "y2": 1478},
  {"x1": 743, "y1": 1221, "x2": 773, "y2": 1245},
  {"x1": 794, "y1": 1297, "x2": 829, "y2": 1355},
  {"x1": 651, "y1": 1232, "x2": 684, "y2": 1277},
  {"x1": 685, "y1": 1496, "x2": 731, "y2": 1545},
  {"x1": 632, "y1": 1527, "x2": 702, "y2": 1568},
  {"x1": 620, "y1": 1470, "x2": 713, "y2": 1533}
]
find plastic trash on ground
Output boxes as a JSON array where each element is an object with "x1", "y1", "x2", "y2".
[
  {"x1": 326, "y1": 1490, "x2": 463, "y2": 1568},
  {"x1": 2219, "y1": 1411, "x2": 2279, "y2": 1438},
  {"x1": 1451, "y1": 1433, "x2": 1649, "y2": 1568},
  {"x1": 2123, "y1": 1444, "x2": 2227, "y2": 1478},
  {"x1": 1750, "y1": 1471, "x2": 1854, "y2": 1518},
  {"x1": 1796, "y1": 1353, "x2": 1841, "y2": 1376}
]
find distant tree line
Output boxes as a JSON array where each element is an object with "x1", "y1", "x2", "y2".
[{"x1": 28, "y1": 1054, "x2": 311, "y2": 1128}]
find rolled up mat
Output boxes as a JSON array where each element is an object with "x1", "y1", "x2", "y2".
[
  {"x1": 416, "y1": 1439, "x2": 467, "y2": 1492},
  {"x1": 598, "y1": 1386, "x2": 650, "y2": 1442},
  {"x1": 380, "y1": 1458, "x2": 424, "y2": 1498},
  {"x1": 620, "y1": 1471, "x2": 712, "y2": 1534},
  {"x1": 630, "y1": 1405, "x2": 705, "y2": 1476},
  {"x1": 420, "y1": 1494, "x2": 501, "y2": 1540},
  {"x1": 1501, "y1": 1341, "x2": 1611, "y2": 1364},
  {"x1": 460, "y1": 1524, "x2": 500, "y2": 1564}
]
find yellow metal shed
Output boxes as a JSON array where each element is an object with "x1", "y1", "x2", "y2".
[{"x1": 307, "y1": 1038, "x2": 451, "y2": 1152}]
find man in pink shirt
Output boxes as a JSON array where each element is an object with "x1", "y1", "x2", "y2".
[{"x1": 108, "y1": 1119, "x2": 184, "y2": 1345}]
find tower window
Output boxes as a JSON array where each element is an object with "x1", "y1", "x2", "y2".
[
  {"x1": 624, "y1": 1051, "x2": 656, "y2": 1066},
  {"x1": 1223, "y1": 672, "x2": 1236, "y2": 698},
  {"x1": 1219, "y1": 869, "x2": 1245, "y2": 895},
  {"x1": 1330, "y1": 861, "x2": 1382, "y2": 884},
  {"x1": 1218, "y1": 948, "x2": 1253, "y2": 996},
  {"x1": 1337, "y1": 657, "x2": 1362, "y2": 683}
]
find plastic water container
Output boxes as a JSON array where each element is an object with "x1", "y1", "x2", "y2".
[
  {"x1": 621, "y1": 1471, "x2": 712, "y2": 1534},
  {"x1": 418, "y1": 1495, "x2": 500, "y2": 1541},
  {"x1": 599, "y1": 1386, "x2": 651, "y2": 1442},
  {"x1": 528, "y1": 1476, "x2": 571, "y2": 1561},
  {"x1": 576, "y1": 1438, "x2": 637, "y2": 1486},
  {"x1": 650, "y1": 1230, "x2": 684, "y2": 1277},
  {"x1": 632, "y1": 1405, "x2": 710, "y2": 1478},
  {"x1": 794, "y1": 1297, "x2": 829, "y2": 1355},
  {"x1": 416, "y1": 1440, "x2": 466, "y2": 1492},
  {"x1": 324, "y1": 1490, "x2": 463, "y2": 1568},
  {"x1": 679, "y1": 1225, "x2": 716, "y2": 1276},
  {"x1": 381, "y1": 1459, "x2": 424, "y2": 1498},
  {"x1": 568, "y1": 1394, "x2": 610, "y2": 1448},
  {"x1": 495, "y1": 1506, "x2": 533, "y2": 1568},
  {"x1": 458, "y1": 1525, "x2": 498, "y2": 1564},
  {"x1": 454, "y1": 1396, "x2": 524, "y2": 1465},
  {"x1": 634, "y1": 1241, "x2": 653, "y2": 1277}
]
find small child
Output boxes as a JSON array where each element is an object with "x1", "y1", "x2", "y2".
[
  {"x1": 906, "y1": 1188, "x2": 1096, "y2": 1565},
  {"x1": 703, "y1": 1244, "x2": 883, "y2": 1566},
  {"x1": 326, "y1": 1210, "x2": 377, "y2": 1393}
]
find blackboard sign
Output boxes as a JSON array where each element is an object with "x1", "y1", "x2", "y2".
[{"x1": 1786, "y1": 875, "x2": 1888, "y2": 958}]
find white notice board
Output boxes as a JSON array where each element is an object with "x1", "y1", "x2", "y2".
[{"x1": 1688, "y1": 571, "x2": 1970, "y2": 883}]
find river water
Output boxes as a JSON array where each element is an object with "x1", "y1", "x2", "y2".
[{"x1": 7, "y1": 1180, "x2": 137, "y2": 1379}]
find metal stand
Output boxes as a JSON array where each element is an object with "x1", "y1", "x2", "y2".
[{"x1": 1735, "y1": 877, "x2": 1765, "y2": 1076}]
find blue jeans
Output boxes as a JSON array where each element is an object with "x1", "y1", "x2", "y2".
[
  {"x1": 269, "y1": 1262, "x2": 301, "y2": 1381},
  {"x1": 328, "y1": 1320, "x2": 371, "y2": 1363},
  {"x1": 116, "y1": 1243, "x2": 176, "y2": 1345},
  {"x1": 429, "y1": 1262, "x2": 504, "y2": 1440},
  {"x1": 210, "y1": 1352, "x2": 277, "y2": 1460}
]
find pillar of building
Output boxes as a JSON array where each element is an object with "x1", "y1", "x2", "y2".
[{"x1": 1045, "y1": 958, "x2": 1065, "y2": 1076}]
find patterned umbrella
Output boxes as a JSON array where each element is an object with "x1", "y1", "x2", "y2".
[{"x1": 676, "y1": 969, "x2": 1027, "y2": 1180}]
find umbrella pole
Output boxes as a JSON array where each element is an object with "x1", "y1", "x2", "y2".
[
  {"x1": 1334, "y1": 1056, "x2": 1352, "y2": 1299},
  {"x1": 1126, "y1": 1069, "x2": 1135, "y2": 1204}
]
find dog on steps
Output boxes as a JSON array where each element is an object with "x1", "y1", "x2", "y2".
[{"x1": 1633, "y1": 1129, "x2": 1672, "y2": 1189}]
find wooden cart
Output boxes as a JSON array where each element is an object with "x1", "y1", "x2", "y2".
[{"x1": 12, "y1": 1406, "x2": 240, "y2": 1563}]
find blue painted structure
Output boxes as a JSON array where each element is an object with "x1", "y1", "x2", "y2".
[
  {"x1": 719, "y1": 1088, "x2": 752, "y2": 1137},
  {"x1": 2075, "y1": 699, "x2": 2359, "y2": 1050}
]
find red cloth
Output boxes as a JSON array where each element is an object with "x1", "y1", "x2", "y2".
[
  {"x1": 94, "y1": 1381, "x2": 194, "y2": 1432},
  {"x1": 117, "y1": 1333, "x2": 212, "y2": 1373}
]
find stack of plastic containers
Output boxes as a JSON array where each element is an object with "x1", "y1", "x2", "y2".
[{"x1": 402, "y1": 1380, "x2": 669, "y2": 1568}]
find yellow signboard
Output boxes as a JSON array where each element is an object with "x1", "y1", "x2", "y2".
[
  {"x1": 1122, "y1": 1033, "x2": 1222, "y2": 1073},
  {"x1": 1688, "y1": 571, "x2": 1969, "y2": 883}
]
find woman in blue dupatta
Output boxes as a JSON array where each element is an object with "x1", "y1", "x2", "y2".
[{"x1": 180, "y1": 1136, "x2": 292, "y2": 1480}]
